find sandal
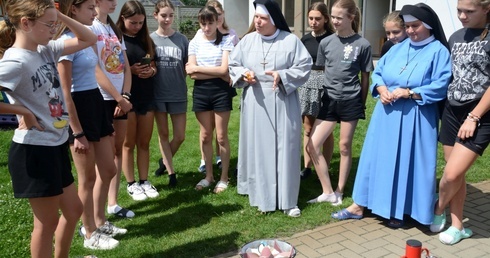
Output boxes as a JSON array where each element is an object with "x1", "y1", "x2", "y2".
[
  {"x1": 439, "y1": 226, "x2": 473, "y2": 245},
  {"x1": 387, "y1": 218, "x2": 404, "y2": 229},
  {"x1": 284, "y1": 206, "x2": 301, "y2": 217},
  {"x1": 331, "y1": 208, "x2": 363, "y2": 220},
  {"x1": 112, "y1": 207, "x2": 134, "y2": 218},
  {"x1": 195, "y1": 179, "x2": 212, "y2": 190},
  {"x1": 213, "y1": 180, "x2": 228, "y2": 193}
]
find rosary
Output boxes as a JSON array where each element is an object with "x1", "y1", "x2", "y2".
[
  {"x1": 261, "y1": 38, "x2": 276, "y2": 70},
  {"x1": 400, "y1": 47, "x2": 422, "y2": 74}
]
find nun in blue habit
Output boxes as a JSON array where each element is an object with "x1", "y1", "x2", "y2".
[{"x1": 331, "y1": 3, "x2": 451, "y2": 227}]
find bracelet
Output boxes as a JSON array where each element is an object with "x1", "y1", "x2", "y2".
[
  {"x1": 72, "y1": 131, "x2": 85, "y2": 139},
  {"x1": 468, "y1": 112, "x2": 481, "y2": 120},
  {"x1": 466, "y1": 116, "x2": 481, "y2": 127},
  {"x1": 150, "y1": 67, "x2": 156, "y2": 77},
  {"x1": 122, "y1": 92, "x2": 131, "y2": 100}
]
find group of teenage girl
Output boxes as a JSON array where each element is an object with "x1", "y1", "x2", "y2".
[
  {"x1": 0, "y1": 0, "x2": 489, "y2": 256},
  {"x1": 0, "y1": 0, "x2": 237, "y2": 255}
]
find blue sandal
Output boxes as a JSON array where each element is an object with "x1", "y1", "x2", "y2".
[
  {"x1": 331, "y1": 208, "x2": 363, "y2": 220},
  {"x1": 439, "y1": 226, "x2": 473, "y2": 245}
]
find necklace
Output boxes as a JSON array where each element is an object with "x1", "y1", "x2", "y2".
[
  {"x1": 312, "y1": 30, "x2": 326, "y2": 37},
  {"x1": 260, "y1": 38, "x2": 276, "y2": 70},
  {"x1": 400, "y1": 46, "x2": 423, "y2": 74},
  {"x1": 123, "y1": 33, "x2": 136, "y2": 38},
  {"x1": 96, "y1": 17, "x2": 112, "y2": 37},
  {"x1": 336, "y1": 31, "x2": 356, "y2": 38}
]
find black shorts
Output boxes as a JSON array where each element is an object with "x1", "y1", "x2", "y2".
[
  {"x1": 131, "y1": 100, "x2": 156, "y2": 116},
  {"x1": 316, "y1": 93, "x2": 365, "y2": 122},
  {"x1": 439, "y1": 101, "x2": 490, "y2": 156},
  {"x1": 104, "y1": 100, "x2": 128, "y2": 122},
  {"x1": 69, "y1": 89, "x2": 114, "y2": 143},
  {"x1": 8, "y1": 141, "x2": 74, "y2": 198},
  {"x1": 192, "y1": 78, "x2": 233, "y2": 112}
]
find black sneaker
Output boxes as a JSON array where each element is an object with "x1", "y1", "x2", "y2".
[
  {"x1": 154, "y1": 158, "x2": 166, "y2": 177},
  {"x1": 168, "y1": 173, "x2": 177, "y2": 187},
  {"x1": 300, "y1": 168, "x2": 312, "y2": 180}
]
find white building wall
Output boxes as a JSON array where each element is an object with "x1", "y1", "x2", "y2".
[{"x1": 395, "y1": 0, "x2": 461, "y2": 39}]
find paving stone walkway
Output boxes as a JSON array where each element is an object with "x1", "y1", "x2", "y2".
[{"x1": 214, "y1": 180, "x2": 490, "y2": 258}]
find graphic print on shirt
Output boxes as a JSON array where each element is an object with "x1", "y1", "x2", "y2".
[
  {"x1": 449, "y1": 40, "x2": 489, "y2": 102},
  {"x1": 342, "y1": 44, "x2": 359, "y2": 63},
  {"x1": 98, "y1": 34, "x2": 125, "y2": 74},
  {"x1": 156, "y1": 45, "x2": 182, "y2": 68},
  {"x1": 36, "y1": 62, "x2": 69, "y2": 129}
]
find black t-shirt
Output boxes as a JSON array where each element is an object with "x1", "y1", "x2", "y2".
[
  {"x1": 123, "y1": 35, "x2": 155, "y2": 104},
  {"x1": 301, "y1": 32, "x2": 331, "y2": 70}
]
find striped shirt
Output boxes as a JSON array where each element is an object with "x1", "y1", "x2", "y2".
[{"x1": 189, "y1": 34, "x2": 234, "y2": 67}]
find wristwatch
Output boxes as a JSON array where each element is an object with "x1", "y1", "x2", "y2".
[{"x1": 408, "y1": 89, "x2": 414, "y2": 99}]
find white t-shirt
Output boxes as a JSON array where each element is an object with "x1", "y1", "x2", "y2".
[
  {"x1": 89, "y1": 19, "x2": 127, "y2": 100},
  {"x1": 0, "y1": 40, "x2": 69, "y2": 146},
  {"x1": 188, "y1": 34, "x2": 234, "y2": 67}
]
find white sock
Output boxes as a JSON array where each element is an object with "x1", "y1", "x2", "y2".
[
  {"x1": 317, "y1": 193, "x2": 338, "y2": 203},
  {"x1": 200, "y1": 159, "x2": 205, "y2": 166}
]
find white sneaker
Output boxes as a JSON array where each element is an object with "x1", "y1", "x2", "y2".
[
  {"x1": 84, "y1": 231, "x2": 119, "y2": 250},
  {"x1": 127, "y1": 182, "x2": 147, "y2": 201},
  {"x1": 97, "y1": 221, "x2": 127, "y2": 237},
  {"x1": 141, "y1": 181, "x2": 159, "y2": 198}
]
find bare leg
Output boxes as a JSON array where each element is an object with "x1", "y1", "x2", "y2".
[
  {"x1": 107, "y1": 119, "x2": 127, "y2": 208},
  {"x1": 306, "y1": 119, "x2": 337, "y2": 195},
  {"x1": 437, "y1": 143, "x2": 478, "y2": 230},
  {"x1": 55, "y1": 183, "x2": 83, "y2": 258},
  {"x1": 135, "y1": 111, "x2": 154, "y2": 181},
  {"x1": 29, "y1": 196, "x2": 61, "y2": 258},
  {"x1": 214, "y1": 110, "x2": 231, "y2": 185},
  {"x1": 196, "y1": 111, "x2": 215, "y2": 185},
  {"x1": 122, "y1": 112, "x2": 137, "y2": 183},
  {"x1": 93, "y1": 136, "x2": 117, "y2": 227},
  {"x1": 335, "y1": 120, "x2": 358, "y2": 194}
]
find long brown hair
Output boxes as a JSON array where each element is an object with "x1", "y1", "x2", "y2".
[
  {"x1": 0, "y1": 0, "x2": 54, "y2": 58},
  {"x1": 309, "y1": 2, "x2": 335, "y2": 35},
  {"x1": 332, "y1": 0, "x2": 361, "y2": 33},
  {"x1": 116, "y1": 0, "x2": 155, "y2": 58}
]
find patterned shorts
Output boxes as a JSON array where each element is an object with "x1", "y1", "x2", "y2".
[{"x1": 298, "y1": 70, "x2": 324, "y2": 116}]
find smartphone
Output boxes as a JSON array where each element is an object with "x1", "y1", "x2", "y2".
[{"x1": 140, "y1": 57, "x2": 152, "y2": 65}]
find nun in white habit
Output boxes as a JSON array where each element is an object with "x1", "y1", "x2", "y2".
[{"x1": 228, "y1": 0, "x2": 312, "y2": 217}]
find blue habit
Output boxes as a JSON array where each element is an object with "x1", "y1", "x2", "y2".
[{"x1": 352, "y1": 39, "x2": 451, "y2": 225}]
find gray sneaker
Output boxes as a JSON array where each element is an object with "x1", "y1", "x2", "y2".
[
  {"x1": 83, "y1": 231, "x2": 119, "y2": 250},
  {"x1": 97, "y1": 221, "x2": 127, "y2": 237}
]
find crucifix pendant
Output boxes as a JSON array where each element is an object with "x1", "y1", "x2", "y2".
[
  {"x1": 399, "y1": 66, "x2": 407, "y2": 74},
  {"x1": 260, "y1": 59, "x2": 268, "y2": 70}
]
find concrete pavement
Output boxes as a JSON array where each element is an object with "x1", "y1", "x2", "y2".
[{"x1": 215, "y1": 180, "x2": 490, "y2": 257}]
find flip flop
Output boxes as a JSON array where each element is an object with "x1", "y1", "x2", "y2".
[
  {"x1": 439, "y1": 226, "x2": 473, "y2": 245},
  {"x1": 213, "y1": 180, "x2": 228, "y2": 193},
  {"x1": 195, "y1": 179, "x2": 212, "y2": 190},
  {"x1": 331, "y1": 208, "x2": 363, "y2": 220}
]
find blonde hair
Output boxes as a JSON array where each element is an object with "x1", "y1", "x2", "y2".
[
  {"x1": 154, "y1": 0, "x2": 174, "y2": 14},
  {"x1": 332, "y1": 0, "x2": 361, "y2": 33},
  {"x1": 383, "y1": 11, "x2": 404, "y2": 29},
  {"x1": 0, "y1": 0, "x2": 54, "y2": 58},
  {"x1": 206, "y1": 0, "x2": 229, "y2": 31},
  {"x1": 469, "y1": 0, "x2": 490, "y2": 40}
]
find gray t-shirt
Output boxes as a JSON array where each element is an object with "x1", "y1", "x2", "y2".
[
  {"x1": 151, "y1": 31, "x2": 189, "y2": 102},
  {"x1": 316, "y1": 34, "x2": 373, "y2": 100},
  {"x1": 447, "y1": 27, "x2": 490, "y2": 106},
  {"x1": 0, "y1": 40, "x2": 68, "y2": 145}
]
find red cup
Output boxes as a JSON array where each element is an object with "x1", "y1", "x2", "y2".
[{"x1": 401, "y1": 239, "x2": 430, "y2": 258}]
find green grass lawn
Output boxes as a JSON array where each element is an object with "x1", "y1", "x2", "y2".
[{"x1": 0, "y1": 80, "x2": 489, "y2": 257}]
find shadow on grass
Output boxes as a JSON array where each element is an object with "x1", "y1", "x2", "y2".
[{"x1": 138, "y1": 231, "x2": 241, "y2": 258}]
